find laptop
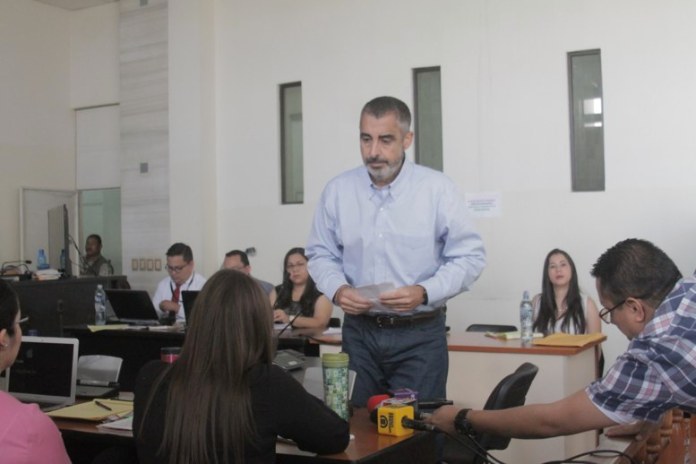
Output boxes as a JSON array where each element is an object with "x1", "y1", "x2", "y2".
[
  {"x1": 105, "y1": 289, "x2": 160, "y2": 325},
  {"x1": 181, "y1": 290, "x2": 200, "y2": 322},
  {"x1": 3, "y1": 336, "x2": 79, "y2": 411},
  {"x1": 75, "y1": 355, "x2": 121, "y2": 399}
]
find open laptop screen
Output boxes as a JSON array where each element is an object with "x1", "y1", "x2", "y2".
[
  {"x1": 5, "y1": 336, "x2": 78, "y2": 407},
  {"x1": 181, "y1": 290, "x2": 200, "y2": 322},
  {"x1": 105, "y1": 289, "x2": 159, "y2": 322}
]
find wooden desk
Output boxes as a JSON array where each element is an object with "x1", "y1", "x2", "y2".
[
  {"x1": 582, "y1": 410, "x2": 695, "y2": 464},
  {"x1": 447, "y1": 332, "x2": 604, "y2": 464},
  {"x1": 63, "y1": 326, "x2": 331, "y2": 391},
  {"x1": 63, "y1": 325, "x2": 185, "y2": 391},
  {"x1": 54, "y1": 408, "x2": 436, "y2": 464},
  {"x1": 314, "y1": 331, "x2": 604, "y2": 464},
  {"x1": 11, "y1": 276, "x2": 129, "y2": 336}
]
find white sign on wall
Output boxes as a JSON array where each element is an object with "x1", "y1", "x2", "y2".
[{"x1": 465, "y1": 192, "x2": 502, "y2": 218}]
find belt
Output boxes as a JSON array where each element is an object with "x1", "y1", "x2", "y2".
[{"x1": 365, "y1": 307, "x2": 444, "y2": 329}]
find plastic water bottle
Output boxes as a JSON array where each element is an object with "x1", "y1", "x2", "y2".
[
  {"x1": 520, "y1": 290, "x2": 534, "y2": 346},
  {"x1": 59, "y1": 249, "x2": 66, "y2": 271},
  {"x1": 37, "y1": 248, "x2": 49, "y2": 270},
  {"x1": 94, "y1": 284, "x2": 107, "y2": 325}
]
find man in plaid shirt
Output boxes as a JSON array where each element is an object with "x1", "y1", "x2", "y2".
[{"x1": 428, "y1": 238, "x2": 695, "y2": 440}]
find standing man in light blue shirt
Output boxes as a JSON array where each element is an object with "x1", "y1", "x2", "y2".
[{"x1": 306, "y1": 96, "x2": 486, "y2": 406}]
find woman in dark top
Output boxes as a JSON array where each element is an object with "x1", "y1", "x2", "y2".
[
  {"x1": 133, "y1": 269, "x2": 349, "y2": 464},
  {"x1": 271, "y1": 247, "x2": 332, "y2": 329}
]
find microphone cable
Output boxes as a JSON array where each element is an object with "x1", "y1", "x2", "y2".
[
  {"x1": 426, "y1": 423, "x2": 506, "y2": 464},
  {"x1": 276, "y1": 310, "x2": 303, "y2": 338},
  {"x1": 68, "y1": 234, "x2": 90, "y2": 273},
  {"x1": 0, "y1": 260, "x2": 32, "y2": 275}
]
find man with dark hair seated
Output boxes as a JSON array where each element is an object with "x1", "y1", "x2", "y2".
[
  {"x1": 152, "y1": 242, "x2": 206, "y2": 324},
  {"x1": 428, "y1": 238, "x2": 696, "y2": 442}
]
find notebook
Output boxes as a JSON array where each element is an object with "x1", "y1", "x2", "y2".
[
  {"x1": 181, "y1": 290, "x2": 200, "y2": 322},
  {"x1": 105, "y1": 289, "x2": 160, "y2": 325},
  {"x1": 4, "y1": 336, "x2": 79, "y2": 411}
]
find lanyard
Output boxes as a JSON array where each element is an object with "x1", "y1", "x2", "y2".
[{"x1": 170, "y1": 273, "x2": 195, "y2": 297}]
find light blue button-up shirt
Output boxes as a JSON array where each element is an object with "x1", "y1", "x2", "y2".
[{"x1": 306, "y1": 160, "x2": 486, "y2": 312}]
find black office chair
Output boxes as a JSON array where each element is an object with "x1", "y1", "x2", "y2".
[
  {"x1": 466, "y1": 323, "x2": 517, "y2": 333},
  {"x1": 443, "y1": 362, "x2": 539, "y2": 464}
]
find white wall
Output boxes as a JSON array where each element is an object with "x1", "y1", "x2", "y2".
[
  {"x1": 70, "y1": 1, "x2": 120, "y2": 108},
  {"x1": 167, "y1": 0, "x2": 696, "y2": 367},
  {"x1": 3, "y1": 0, "x2": 695, "y2": 372},
  {"x1": 0, "y1": 0, "x2": 74, "y2": 264},
  {"x1": 168, "y1": 0, "x2": 217, "y2": 275}
]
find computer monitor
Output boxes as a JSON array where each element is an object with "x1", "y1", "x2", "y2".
[{"x1": 47, "y1": 204, "x2": 71, "y2": 276}]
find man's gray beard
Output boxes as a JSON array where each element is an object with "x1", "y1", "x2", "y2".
[{"x1": 365, "y1": 154, "x2": 404, "y2": 184}]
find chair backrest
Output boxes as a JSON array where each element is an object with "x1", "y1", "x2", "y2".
[
  {"x1": 77, "y1": 355, "x2": 123, "y2": 383},
  {"x1": 466, "y1": 324, "x2": 517, "y2": 333},
  {"x1": 476, "y1": 362, "x2": 538, "y2": 452}
]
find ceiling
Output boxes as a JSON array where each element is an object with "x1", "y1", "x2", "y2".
[{"x1": 33, "y1": 0, "x2": 117, "y2": 11}]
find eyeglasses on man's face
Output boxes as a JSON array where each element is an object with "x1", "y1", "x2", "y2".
[
  {"x1": 166, "y1": 262, "x2": 190, "y2": 273},
  {"x1": 599, "y1": 300, "x2": 626, "y2": 324}
]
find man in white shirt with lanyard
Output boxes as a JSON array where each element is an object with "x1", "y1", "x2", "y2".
[{"x1": 152, "y1": 242, "x2": 206, "y2": 323}]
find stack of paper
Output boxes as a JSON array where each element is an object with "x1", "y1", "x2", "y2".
[
  {"x1": 97, "y1": 415, "x2": 133, "y2": 431},
  {"x1": 47, "y1": 399, "x2": 133, "y2": 421},
  {"x1": 485, "y1": 331, "x2": 544, "y2": 340},
  {"x1": 533, "y1": 332, "x2": 605, "y2": 347},
  {"x1": 35, "y1": 269, "x2": 61, "y2": 280}
]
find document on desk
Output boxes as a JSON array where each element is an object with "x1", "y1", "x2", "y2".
[
  {"x1": 533, "y1": 332, "x2": 606, "y2": 347},
  {"x1": 485, "y1": 331, "x2": 544, "y2": 340},
  {"x1": 97, "y1": 415, "x2": 133, "y2": 431},
  {"x1": 46, "y1": 399, "x2": 133, "y2": 421},
  {"x1": 87, "y1": 324, "x2": 131, "y2": 332}
]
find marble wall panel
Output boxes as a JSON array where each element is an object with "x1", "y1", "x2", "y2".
[{"x1": 119, "y1": 0, "x2": 169, "y2": 292}]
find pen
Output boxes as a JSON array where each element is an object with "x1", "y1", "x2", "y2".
[{"x1": 95, "y1": 400, "x2": 113, "y2": 411}]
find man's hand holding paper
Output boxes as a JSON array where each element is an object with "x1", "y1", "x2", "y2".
[
  {"x1": 334, "y1": 286, "x2": 373, "y2": 315},
  {"x1": 378, "y1": 285, "x2": 427, "y2": 312}
]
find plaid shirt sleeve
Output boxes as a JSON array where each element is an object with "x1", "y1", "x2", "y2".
[{"x1": 586, "y1": 275, "x2": 696, "y2": 424}]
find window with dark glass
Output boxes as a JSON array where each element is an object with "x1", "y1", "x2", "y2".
[
  {"x1": 413, "y1": 67, "x2": 443, "y2": 171},
  {"x1": 280, "y1": 82, "x2": 304, "y2": 204},
  {"x1": 568, "y1": 50, "x2": 605, "y2": 191}
]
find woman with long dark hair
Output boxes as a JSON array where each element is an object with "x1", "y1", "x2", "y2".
[
  {"x1": 134, "y1": 269, "x2": 349, "y2": 463},
  {"x1": 271, "y1": 247, "x2": 333, "y2": 329},
  {"x1": 532, "y1": 248, "x2": 601, "y2": 335}
]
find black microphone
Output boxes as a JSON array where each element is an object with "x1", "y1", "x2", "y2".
[
  {"x1": 68, "y1": 234, "x2": 89, "y2": 268},
  {"x1": 1, "y1": 260, "x2": 33, "y2": 276},
  {"x1": 276, "y1": 310, "x2": 302, "y2": 338},
  {"x1": 367, "y1": 393, "x2": 452, "y2": 423},
  {"x1": 1, "y1": 259, "x2": 32, "y2": 268},
  {"x1": 418, "y1": 399, "x2": 454, "y2": 410},
  {"x1": 402, "y1": 417, "x2": 437, "y2": 432}
]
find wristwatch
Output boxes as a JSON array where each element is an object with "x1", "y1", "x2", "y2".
[
  {"x1": 454, "y1": 408, "x2": 475, "y2": 436},
  {"x1": 419, "y1": 285, "x2": 429, "y2": 305}
]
